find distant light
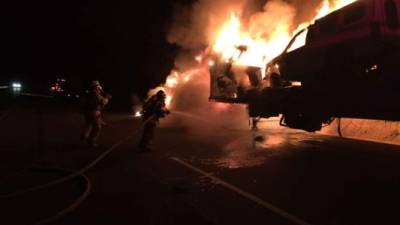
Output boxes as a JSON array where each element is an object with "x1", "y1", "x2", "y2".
[
  {"x1": 75, "y1": 94, "x2": 80, "y2": 98},
  {"x1": 209, "y1": 60, "x2": 215, "y2": 67},
  {"x1": 366, "y1": 64, "x2": 378, "y2": 73},
  {"x1": 12, "y1": 82, "x2": 22, "y2": 88},
  {"x1": 0, "y1": 85, "x2": 8, "y2": 89},
  {"x1": 134, "y1": 111, "x2": 142, "y2": 118},
  {"x1": 291, "y1": 81, "x2": 302, "y2": 87},
  {"x1": 11, "y1": 82, "x2": 22, "y2": 94},
  {"x1": 67, "y1": 94, "x2": 71, "y2": 97}
]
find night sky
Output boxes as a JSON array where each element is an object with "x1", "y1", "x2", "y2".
[{"x1": 0, "y1": 0, "x2": 193, "y2": 99}]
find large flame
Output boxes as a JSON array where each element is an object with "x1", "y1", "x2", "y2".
[
  {"x1": 148, "y1": 69, "x2": 200, "y2": 108},
  {"x1": 317, "y1": 0, "x2": 358, "y2": 19},
  {"x1": 212, "y1": 0, "x2": 357, "y2": 68},
  {"x1": 213, "y1": 13, "x2": 276, "y2": 68},
  {"x1": 152, "y1": 0, "x2": 357, "y2": 110}
]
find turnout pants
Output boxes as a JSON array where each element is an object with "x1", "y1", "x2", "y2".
[
  {"x1": 82, "y1": 110, "x2": 102, "y2": 146},
  {"x1": 138, "y1": 119, "x2": 157, "y2": 149}
]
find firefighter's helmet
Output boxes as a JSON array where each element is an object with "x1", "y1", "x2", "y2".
[
  {"x1": 90, "y1": 80, "x2": 101, "y2": 87},
  {"x1": 90, "y1": 80, "x2": 103, "y2": 90},
  {"x1": 156, "y1": 90, "x2": 166, "y2": 99}
]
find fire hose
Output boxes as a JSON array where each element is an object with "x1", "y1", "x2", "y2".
[
  {"x1": 31, "y1": 168, "x2": 91, "y2": 225},
  {"x1": 0, "y1": 114, "x2": 156, "y2": 224}
]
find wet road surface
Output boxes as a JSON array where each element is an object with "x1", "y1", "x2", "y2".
[{"x1": 1, "y1": 98, "x2": 400, "y2": 225}]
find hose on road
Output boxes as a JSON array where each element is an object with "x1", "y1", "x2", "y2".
[
  {"x1": 0, "y1": 114, "x2": 156, "y2": 224},
  {"x1": 29, "y1": 168, "x2": 91, "y2": 225}
]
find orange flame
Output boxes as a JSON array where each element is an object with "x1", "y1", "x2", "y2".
[
  {"x1": 212, "y1": 0, "x2": 358, "y2": 68},
  {"x1": 317, "y1": 0, "x2": 358, "y2": 19},
  {"x1": 153, "y1": 0, "x2": 358, "y2": 110},
  {"x1": 148, "y1": 69, "x2": 200, "y2": 108}
]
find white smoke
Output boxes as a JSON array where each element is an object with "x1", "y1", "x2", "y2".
[
  {"x1": 146, "y1": 0, "x2": 400, "y2": 147},
  {"x1": 167, "y1": 0, "x2": 246, "y2": 50},
  {"x1": 248, "y1": 0, "x2": 296, "y2": 41},
  {"x1": 154, "y1": 0, "x2": 331, "y2": 133}
]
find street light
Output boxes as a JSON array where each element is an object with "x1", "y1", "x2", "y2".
[
  {"x1": 12, "y1": 82, "x2": 22, "y2": 88},
  {"x1": 11, "y1": 81, "x2": 22, "y2": 94}
]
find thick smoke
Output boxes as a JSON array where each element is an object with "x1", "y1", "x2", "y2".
[
  {"x1": 248, "y1": 0, "x2": 296, "y2": 41},
  {"x1": 290, "y1": 0, "x2": 326, "y2": 25},
  {"x1": 156, "y1": 0, "x2": 330, "y2": 133},
  {"x1": 148, "y1": 0, "x2": 400, "y2": 147},
  {"x1": 167, "y1": 0, "x2": 246, "y2": 50}
]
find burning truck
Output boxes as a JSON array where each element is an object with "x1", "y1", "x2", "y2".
[{"x1": 209, "y1": 0, "x2": 400, "y2": 132}]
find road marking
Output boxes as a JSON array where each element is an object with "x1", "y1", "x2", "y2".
[{"x1": 171, "y1": 157, "x2": 314, "y2": 225}]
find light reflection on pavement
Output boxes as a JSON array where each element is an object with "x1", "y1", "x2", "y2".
[{"x1": 161, "y1": 113, "x2": 324, "y2": 169}]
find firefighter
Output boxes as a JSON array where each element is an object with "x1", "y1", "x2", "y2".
[
  {"x1": 81, "y1": 80, "x2": 112, "y2": 147},
  {"x1": 138, "y1": 90, "x2": 170, "y2": 152}
]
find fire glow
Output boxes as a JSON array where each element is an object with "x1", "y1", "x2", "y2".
[
  {"x1": 212, "y1": 0, "x2": 357, "y2": 69},
  {"x1": 154, "y1": 0, "x2": 357, "y2": 109}
]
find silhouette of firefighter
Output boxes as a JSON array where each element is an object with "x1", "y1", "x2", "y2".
[
  {"x1": 80, "y1": 80, "x2": 112, "y2": 147},
  {"x1": 138, "y1": 90, "x2": 170, "y2": 152}
]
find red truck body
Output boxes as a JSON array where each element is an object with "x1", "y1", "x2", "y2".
[
  {"x1": 210, "y1": 0, "x2": 400, "y2": 131},
  {"x1": 272, "y1": 0, "x2": 400, "y2": 85}
]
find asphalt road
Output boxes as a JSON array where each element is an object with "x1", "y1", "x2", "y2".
[{"x1": 1, "y1": 97, "x2": 400, "y2": 225}]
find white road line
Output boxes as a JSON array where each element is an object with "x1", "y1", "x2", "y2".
[{"x1": 170, "y1": 157, "x2": 314, "y2": 225}]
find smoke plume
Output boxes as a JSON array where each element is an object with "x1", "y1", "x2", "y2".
[{"x1": 155, "y1": 0, "x2": 331, "y2": 132}]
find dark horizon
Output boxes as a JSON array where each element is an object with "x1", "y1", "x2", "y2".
[{"x1": 0, "y1": 0, "x2": 196, "y2": 98}]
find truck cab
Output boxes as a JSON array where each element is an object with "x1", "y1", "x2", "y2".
[
  {"x1": 209, "y1": 0, "x2": 400, "y2": 132},
  {"x1": 268, "y1": 0, "x2": 400, "y2": 87},
  {"x1": 258, "y1": 0, "x2": 400, "y2": 131}
]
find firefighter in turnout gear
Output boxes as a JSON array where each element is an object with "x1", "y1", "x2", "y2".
[
  {"x1": 81, "y1": 80, "x2": 112, "y2": 147},
  {"x1": 138, "y1": 90, "x2": 170, "y2": 152}
]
